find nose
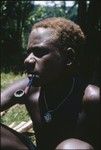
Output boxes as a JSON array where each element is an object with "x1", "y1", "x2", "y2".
[
  {"x1": 24, "y1": 53, "x2": 35, "y2": 64},
  {"x1": 24, "y1": 53, "x2": 36, "y2": 71}
]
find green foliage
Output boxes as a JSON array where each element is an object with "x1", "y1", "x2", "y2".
[
  {"x1": 1, "y1": 72, "x2": 25, "y2": 89},
  {"x1": 1, "y1": 105, "x2": 30, "y2": 126},
  {"x1": 27, "y1": 5, "x2": 69, "y2": 25},
  {"x1": 1, "y1": 1, "x2": 33, "y2": 71}
]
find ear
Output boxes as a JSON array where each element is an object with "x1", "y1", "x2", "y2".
[{"x1": 65, "y1": 47, "x2": 75, "y2": 66}]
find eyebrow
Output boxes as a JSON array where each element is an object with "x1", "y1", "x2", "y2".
[{"x1": 27, "y1": 46, "x2": 51, "y2": 53}]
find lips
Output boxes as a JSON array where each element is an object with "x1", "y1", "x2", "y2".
[
  {"x1": 27, "y1": 72, "x2": 41, "y2": 86},
  {"x1": 27, "y1": 72, "x2": 39, "y2": 78},
  {"x1": 27, "y1": 73, "x2": 34, "y2": 79}
]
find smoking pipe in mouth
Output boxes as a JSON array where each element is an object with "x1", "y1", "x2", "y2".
[{"x1": 14, "y1": 74, "x2": 39, "y2": 98}]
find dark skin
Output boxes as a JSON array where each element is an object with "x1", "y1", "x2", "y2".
[
  {"x1": 1, "y1": 27, "x2": 100, "y2": 149},
  {"x1": 1, "y1": 123, "x2": 29, "y2": 150}
]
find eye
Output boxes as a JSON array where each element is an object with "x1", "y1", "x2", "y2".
[
  {"x1": 33, "y1": 49, "x2": 49, "y2": 58},
  {"x1": 26, "y1": 47, "x2": 49, "y2": 58}
]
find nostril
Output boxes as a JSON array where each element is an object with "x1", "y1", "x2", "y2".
[
  {"x1": 24, "y1": 59, "x2": 36, "y2": 73},
  {"x1": 24, "y1": 57, "x2": 35, "y2": 64},
  {"x1": 24, "y1": 52, "x2": 35, "y2": 64},
  {"x1": 29, "y1": 58, "x2": 35, "y2": 63}
]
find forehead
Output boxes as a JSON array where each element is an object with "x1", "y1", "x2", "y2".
[{"x1": 28, "y1": 27, "x2": 58, "y2": 48}]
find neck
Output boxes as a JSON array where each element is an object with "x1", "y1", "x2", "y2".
[{"x1": 43, "y1": 74, "x2": 74, "y2": 110}]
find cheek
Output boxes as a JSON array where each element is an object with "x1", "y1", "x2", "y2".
[{"x1": 42, "y1": 54, "x2": 63, "y2": 74}]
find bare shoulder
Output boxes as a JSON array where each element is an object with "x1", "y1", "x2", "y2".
[
  {"x1": 83, "y1": 84, "x2": 100, "y2": 103},
  {"x1": 82, "y1": 84, "x2": 100, "y2": 115}
]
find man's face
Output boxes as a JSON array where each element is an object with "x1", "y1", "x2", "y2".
[{"x1": 24, "y1": 27, "x2": 65, "y2": 86}]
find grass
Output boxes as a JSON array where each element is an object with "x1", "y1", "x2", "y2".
[
  {"x1": 1, "y1": 72, "x2": 30, "y2": 126},
  {"x1": 1, "y1": 72, "x2": 25, "y2": 90},
  {"x1": 1, "y1": 104, "x2": 30, "y2": 126}
]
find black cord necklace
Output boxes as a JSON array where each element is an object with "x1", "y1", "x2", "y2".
[{"x1": 43, "y1": 77, "x2": 75, "y2": 123}]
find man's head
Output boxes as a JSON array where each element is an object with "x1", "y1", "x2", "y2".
[
  {"x1": 31, "y1": 17, "x2": 84, "y2": 49},
  {"x1": 24, "y1": 17, "x2": 85, "y2": 86}
]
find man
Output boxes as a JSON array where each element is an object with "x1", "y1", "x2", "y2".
[{"x1": 1, "y1": 17, "x2": 100, "y2": 149}]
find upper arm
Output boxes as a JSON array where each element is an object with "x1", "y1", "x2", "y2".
[
  {"x1": 1, "y1": 78, "x2": 29, "y2": 111},
  {"x1": 83, "y1": 84, "x2": 100, "y2": 103},
  {"x1": 83, "y1": 85, "x2": 100, "y2": 102},
  {"x1": 83, "y1": 84, "x2": 100, "y2": 114}
]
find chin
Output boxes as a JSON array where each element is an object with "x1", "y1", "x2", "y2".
[
  {"x1": 32, "y1": 77, "x2": 41, "y2": 87},
  {"x1": 33, "y1": 82, "x2": 41, "y2": 87}
]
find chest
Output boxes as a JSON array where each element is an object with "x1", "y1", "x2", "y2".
[
  {"x1": 34, "y1": 98, "x2": 80, "y2": 150},
  {"x1": 25, "y1": 82, "x2": 82, "y2": 125}
]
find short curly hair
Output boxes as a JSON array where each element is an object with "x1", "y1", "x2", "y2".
[{"x1": 32, "y1": 17, "x2": 85, "y2": 61}]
